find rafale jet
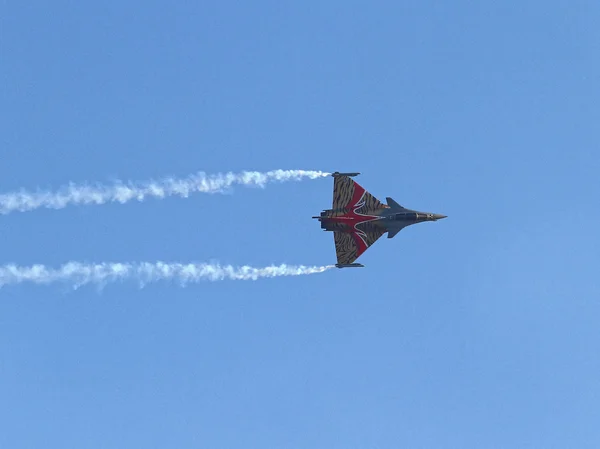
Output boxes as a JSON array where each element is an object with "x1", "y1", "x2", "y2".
[{"x1": 313, "y1": 172, "x2": 446, "y2": 268}]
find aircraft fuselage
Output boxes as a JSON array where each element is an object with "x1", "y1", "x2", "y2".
[{"x1": 314, "y1": 207, "x2": 446, "y2": 237}]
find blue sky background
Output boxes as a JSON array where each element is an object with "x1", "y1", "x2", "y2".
[{"x1": 1, "y1": 1, "x2": 599, "y2": 447}]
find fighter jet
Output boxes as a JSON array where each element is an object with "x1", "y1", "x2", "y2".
[{"x1": 313, "y1": 172, "x2": 446, "y2": 268}]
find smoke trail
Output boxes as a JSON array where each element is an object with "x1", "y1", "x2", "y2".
[
  {"x1": 0, "y1": 261, "x2": 335, "y2": 289},
  {"x1": 0, "y1": 169, "x2": 330, "y2": 215}
]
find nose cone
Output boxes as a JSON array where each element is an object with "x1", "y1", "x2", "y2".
[{"x1": 433, "y1": 213, "x2": 447, "y2": 220}]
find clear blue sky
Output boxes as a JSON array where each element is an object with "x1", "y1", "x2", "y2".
[{"x1": 1, "y1": 1, "x2": 599, "y2": 447}]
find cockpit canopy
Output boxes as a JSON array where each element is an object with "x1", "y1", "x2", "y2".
[
  {"x1": 394, "y1": 212, "x2": 417, "y2": 220},
  {"x1": 393, "y1": 212, "x2": 434, "y2": 221}
]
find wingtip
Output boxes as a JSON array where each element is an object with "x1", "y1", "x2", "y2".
[
  {"x1": 331, "y1": 171, "x2": 360, "y2": 177},
  {"x1": 335, "y1": 263, "x2": 365, "y2": 268}
]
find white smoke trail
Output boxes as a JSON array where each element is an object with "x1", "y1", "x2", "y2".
[
  {"x1": 0, "y1": 169, "x2": 330, "y2": 215},
  {"x1": 0, "y1": 261, "x2": 335, "y2": 289}
]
